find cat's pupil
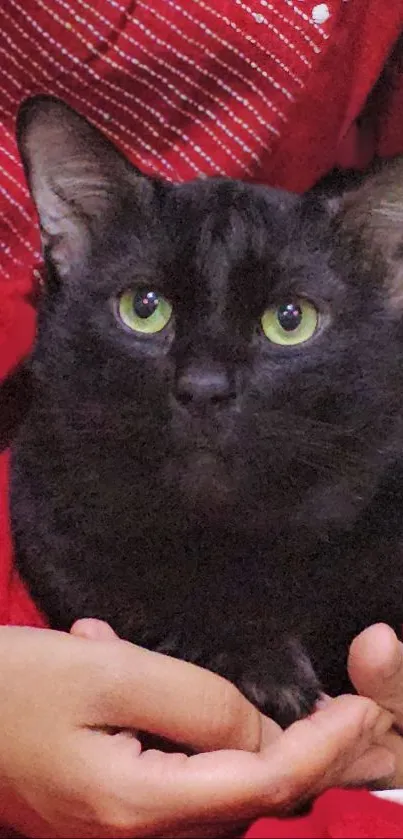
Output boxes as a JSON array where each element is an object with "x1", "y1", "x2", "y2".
[
  {"x1": 277, "y1": 303, "x2": 302, "y2": 332},
  {"x1": 134, "y1": 290, "x2": 159, "y2": 319}
]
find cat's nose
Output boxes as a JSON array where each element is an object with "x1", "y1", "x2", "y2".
[{"x1": 174, "y1": 364, "x2": 236, "y2": 408}]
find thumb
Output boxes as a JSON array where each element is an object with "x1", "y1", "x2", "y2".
[{"x1": 348, "y1": 623, "x2": 403, "y2": 724}]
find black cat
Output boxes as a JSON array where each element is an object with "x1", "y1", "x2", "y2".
[{"x1": 10, "y1": 95, "x2": 403, "y2": 727}]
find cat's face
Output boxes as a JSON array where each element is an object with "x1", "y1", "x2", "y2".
[{"x1": 15, "y1": 97, "x2": 403, "y2": 539}]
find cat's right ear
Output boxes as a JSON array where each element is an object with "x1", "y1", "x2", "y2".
[
  {"x1": 16, "y1": 95, "x2": 149, "y2": 278},
  {"x1": 328, "y1": 157, "x2": 403, "y2": 310}
]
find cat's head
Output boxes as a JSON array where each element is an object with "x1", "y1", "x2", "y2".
[{"x1": 15, "y1": 96, "x2": 403, "y2": 539}]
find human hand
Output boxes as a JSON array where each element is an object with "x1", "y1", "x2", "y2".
[
  {"x1": 349, "y1": 622, "x2": 403, "y2": 788},
  {"x1": 0, "y1": 623, "x2": 394, "y2": 839}
]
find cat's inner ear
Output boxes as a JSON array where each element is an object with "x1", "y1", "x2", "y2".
[
  {"x1": 334, "y1": 157, "x2": 403, "y2": 309},
  {"x1": 16, "y1": 95, "x2": 141, "y2": 277}
]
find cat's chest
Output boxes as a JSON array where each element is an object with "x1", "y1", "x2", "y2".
[
  {"x1": 128, "y1": 521, "x2": 403, "y2": 633},
  {"x1": 12, "y1": 445, "x2": 403, "y2": 644}
]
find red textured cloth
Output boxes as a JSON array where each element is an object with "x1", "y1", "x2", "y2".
[
  {"x1": 0, "y1": 451, "x2": 46, "y2": 627},
  {"x1": 245, "y1": 789, "x2": 403, "y2": 838},
  {"x1": 1, "y1": 1, "x2": 403, "y2": 379},
  {"x1": 1, "y1": 1, "x2": 403, "y2": 837}
]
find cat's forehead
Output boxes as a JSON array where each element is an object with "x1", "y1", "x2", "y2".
[
  {"x1": 88, "y1": 176, "x2": 344, "y2": 311},
  {"x1": 156, "y1": 178, "x2": 342, "y2": 305},
  {"x1": 163, "y1": 180, "x2": 297, "y2": 269},
  {"x1": 167, "y1": 178, "x2": 300, "y2": 241}
]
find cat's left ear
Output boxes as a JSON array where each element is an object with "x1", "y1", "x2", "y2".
[
  {"x1": 330, "y1": 157, "x2": 403, "y2": 308},
  {"x1": 16, "y1": 95, "x2": 149, "y2": 277}
]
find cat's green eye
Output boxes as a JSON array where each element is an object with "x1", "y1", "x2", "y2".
[
  {"x1": 118, "y1": 289, "x2": 173, "y2": 334},
  {"x1": 261, "y1": 300, "x2": 319, "y2": 346}
]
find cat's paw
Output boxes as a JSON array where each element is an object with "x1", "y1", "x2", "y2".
[
  {"x1": 210, "y1": 638, "x2": 322, "y2": 729},
  {"x1": 239, "y1": 670, "x2": 321, "y2": 729},
  {"x1": 155, "y1": 631, "x2": 321, "y2": 729}
]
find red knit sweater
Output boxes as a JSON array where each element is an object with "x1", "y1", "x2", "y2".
[{"x1": 1, "y1": 2, "x2": 403, "y2": 836}]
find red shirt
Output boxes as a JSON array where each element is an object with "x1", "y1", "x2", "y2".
[{"x1": 1, "y1": 1, "x2": 403, "y2": 836}]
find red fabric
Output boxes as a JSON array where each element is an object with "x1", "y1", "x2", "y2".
[
  {"x1": 0, "y1": 3, "x2": 402, "y2": 380},
  {"x1": 1, "y1": 1, "x2": 403, "y2": 836},
  {"x1": 245, "y1": 789, "x2": 403, "y2": 838},
  {"x1": 0, "y1": 451, "x2": 46, "y2": 628}
]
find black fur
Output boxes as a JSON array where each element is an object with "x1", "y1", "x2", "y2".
[{"x1": 10, "y1": 96, "x2": 403, "y2": 727}]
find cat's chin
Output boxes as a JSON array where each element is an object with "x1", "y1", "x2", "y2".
[{"x1": 166, "y1": 450, "x2": 238, "y2": 516}]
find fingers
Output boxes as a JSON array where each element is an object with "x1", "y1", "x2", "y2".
[
  {"x1": 310, "y1": 692, "x2": 394, "y2": 786},
  {"x1": 341, "y1": 744, "x2": 396, "y2": 787},
  {"x1": 69, "y1": 621, "x2": 278, "y2": 753},
  {"x1": 71, "y1": 620, "x2": 396, "y2": 779},
  {"x1": 70, "y1": 625, "x2": 278, "y2": 754},
  {"x1": 254, "y1": 695, "x2": 393, "y2": 805},
  {"x1": 68, "y1": 619, "x2": 397, "y2": 792},
  {"x1": 0, "y1": 627, "x2": 271, "y2": 754},
  {"x1": 377, "y1": 728, "x2": 403, "y2": 788},
  {"x1": 348, "y1": 624, "x2": 403, "y2": 724},
  {"x1": 84, "y1": 638, "x2": 279, "y2": 754},
  {"x1": 99, "y1": 694, "x2": 394, "y2": 829}
]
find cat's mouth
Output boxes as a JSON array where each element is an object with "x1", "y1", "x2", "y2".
[{"x1": 165, "y1": 443, "x2": 238, "y2": 516}]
